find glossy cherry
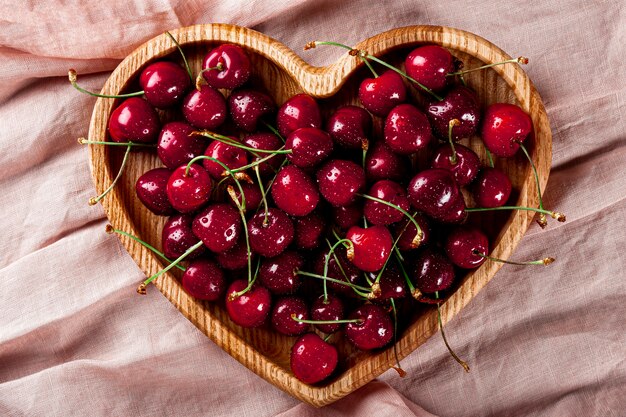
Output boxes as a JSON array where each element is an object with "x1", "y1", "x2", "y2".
[
  {"x1": 346, "y1": 225, "x2": 393, "y2": 272},
  {"x1": 202, "y1": 139, "x2": 249, "y2": 179},
  {"x1": 384, "y1": 104, "x2": 432, "y2": 154},
  {"x1": 481, "y1": 103, "x2": 533, "y2": 157},
  {"x1": 407, "y1": 168, "x2": 461, "y2": 218},
  {"x1": 473, "y1": 167, "x2": 512, "y2": 208},
  {"x1": 243, "y1": 132, "x2": 284, "y2": 177},
  {"x1": 202, "y1": 44, "x2": 251, "y2": 89},
  {"x1": 182, "y1": 258, "x2": 226, "y2": 301},
  {"x1": 358, "y1": 69, "x2": 406, "y2": 117},
  {"x1": 229, "y1": 182, "x2": 262, "y2": 212},
  {"x1": 363, "y1": 180, "x2": 410, "y2": 226},
  {"x1": 326, "y1": 105, "x2": 372, "y2": 149},
  {"x1": 313, "y1": 248, "x2": 362, "y2": 296},
  {"x1": 259, "y1": 251, "x2": 304, "y2": 294},
  {"x1": 412, "y1": 248, "x2": 455, "y2": 293},
  {"x1": 166, "y1": 164, "x2": 212, "y2": 213},
  {"x1": 248, "y1": 208, "x2": 294, "y2": 257},
  {"x1": 293, "y1": 212, "x2": 326, "y2": 250},
  {"x1": 404, "y1": 45, "x2": 456, "y2": 93},
  {"x1": 228, "y1": 89, "x2": 275, "y2": 132},
  {"x1": 365, "y1": 140, "x2": 410, "y2": 182},
  {"x1": 271, "y1": 165, "x2": 319, "y2": 217},
  {"x1": 290, "y1": 333, "x2": 338, "y2": 384},
  {"x1": 310, "y1": 294, "x2": 345, "y2": 334},
  {"x1": 427, "y1": 86, "x2": 480, "y2": 141},
  {"x1": 271, "y1": 296, "x2": 309, "y2": 336},
  {"x1": 394, "y1": 213, "x2": 431, "y2": 251},
  {"x1": 445, "y1": 226, "x2": 489, "y2": 269},
  {"x1": 285, "y1": 127, "x2": 333, "y2": 168},
  {"x1": 162, "y1": 214, "x2": 206, "y2": 260},
  {"x1": 332, "y1": 203, "x2": 363, "y2": 230},
  {"x1": 135, "y1": 168, "x2": 174, "y2": 215},
  {"x1": 368, "y1": 265, "x2": 407, "y2": 301},
  {"x1": 192, "y1": 203, "x2": 241, "y2": 253},
  {"x1": 430, "y1": 144, "x2": 480, "y2": 186},
  {"x1": 431, "y1": 195, "x2": 467, "y2": 224},
  {"x1": 157, "y1": 121, "x2": 205, "y2": 169},
  {"x1": 108, "y1": 97, "x2": 160, "y2": 143},
  {"x1": 216, "y1": 236, "x2": 253, "y2": 271},
  {"x1": 182, "y1": 85, "x2": 227, "y2": 129},
  {"x1": 139, "y1": 61, "x2": 191, "y2": 109},
  {"x1": 345, "y1": 304, "x2": 393, "y2": 350},
  {"x1": 225, "y1": 279, "x2": 271, "y2": 328},
  {"x1": 276, "y1": 94, "x2": 321, "y2": 138},
  {"x1": 317, "y1": 160, "x2": 366, "y2": 207}
]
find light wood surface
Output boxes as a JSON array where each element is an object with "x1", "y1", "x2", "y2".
[{"x1": 86, "y1": 24, "x2": 551, "y2": 407}]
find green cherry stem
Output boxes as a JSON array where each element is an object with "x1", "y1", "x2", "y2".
[
  {"x1": 390, "y1": 298, "x2": 407, "y2": 377},
  {"x1": 447, "y1": 119, "x2": 460, "y2": 164},
  {"x1": 78, "y1": 138, "x2": 155, "y2": 148},
  {"x1": 305, "y1": 41, "x2": 378, "y2": 78},
  {"x1": 138, "y1": 240, "x2": 204, "y2": 294},
  {"x1": 105, "y1": 225, "x2": 186, "y2": 272},
  {"x1": 291, "y1": 314, "x2": 364, "y2": 325},
  {"x1": 447, "y1": 56, "x2": 528, "y2": 77},
  {"x1": 89, "y1": 143, "x2": 132, "y2": 206},
  {"x1": 192, "y1": 131, "x2": 292, "y2": 155},
  {"x1": 194, "y1": 64, "x2": 225, "y2": 90},
  {"x1": 229, "y1": 257, "x2": 261, "y2": 301},
  {"x1": 473, "y1": 251, "x2": 555, "y2": 266},
  {"x1": 485, "y1": 149, "x2": 495, "y2": 168},
  {"x1": 323, "y1": 239, "x2": 356, "y2": 302},
  {"x1": 435, "y1": 291, "x2": 470, "y2": 372},
  {"x1": 465, "y1": 206, "x2": 566, "y2": 222},
  {"x1": 515, "y1": 140, "x2": 549, "y2": 228},
  {"x1": 296, "y1": 271, "x2": 371, "y2": 295},
  {"x1": 254, "y1": 165, "x2": 270, "y2": 224},
  {"x1": 68, "y1": 69, "x2": 144, "y2": 99},
  {"x1": 261, "y1": 121, "x2": 286, "y2": 143},
  {"x1": 165, "y1": 31, "x2": 193, "y2": 81}
]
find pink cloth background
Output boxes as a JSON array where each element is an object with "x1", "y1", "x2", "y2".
[{"x1": 1, "y1": 1, "x2": 625, "y2": 416}]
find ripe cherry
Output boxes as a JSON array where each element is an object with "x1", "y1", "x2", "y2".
[
  {"x1": 157, "y1": 121, "x2": 206, "y2": 169},
  {"x1": 412, "y1": 248, "x2": 455, "y2": 293},
  {"x1": 216, "y1": 236, "x2": 252, "y2": 271},
  {"x1": 259, "y1": 251, "x2": 304, "y2": 294},
  {"x1": 314, "y1": 248, "x2": 363, "y2": 296},
  {"x1": 317, "y1": 160, "x2": 366, "y2": 207},
  {"x1": 293, "y1": 212, "x2": 326, "y2": 250},
  {"x1": 192, "y1": 203, "x2": 241, "y2": 253},
  {"x1": 365, "y1": 140, "x2": 410, "y2": 182},
  {"x1": 358, "y1": 69, "x2": 406, "y2": 117},
  {"x1": 445, "y1": 226, "x2": 489, "y2": 269},
  {"x1": 407, "y1": 168, "x2": 461, "y2": 219},
  {"x1": 202, "y1": 44, "x2": 251, "y2": 89},
  {"x1": 345, "y1": 304, "x2": 393, "y2": 350},
  {"x1": 310, "y1": 294, "x2": 345, "y2": 333},
  {"x1": 346, "y1": 225, "x2": 393, "y2": 272},
  {"x1": 368, "y1": 265, "x2": 407, "y2": 301},
  {"x1": 228, "y1": 89, "x2": 276, "y2": 132},
  {"x1": 384, "y1": 104, "x2": 432, "y2": 154},
  {"x1": 427, "y1": 86, "x2": 480, "y2": 141},
  {"x1": 162, "y1": 214, "x2": 206, "y2": 260},
  {"x1": 139, "y1": 61, "x2": 191, "y2": 109},
  {"x1": 182, "y1": 85, "x2": 227, "y2": 129},
  {"x1": 248, "y1": 208, "x2": 294, "y2": 257},
  {"x1": 285, "y1": 127, "x2": 334, "y2": 168},
  {"x1": 272, "y1": 296, "x2": 309, "y2": 336},
  {"x1": 431, "y1": 196, "x2": 467, "y2": 224},
  {"x1": 202, "y1": 139, "x2": 249, "y2": 180},
  {"x1": 271, "y1": 165, "x2": 319, "y2": 217},
  {"x1": 135, "y1": 168, "x2": 174, "y2": 215},
  {"x1": 473, "y1": 167, "x2": 512, "y2": 208},
  {"x1": 225, "y1": 279, "x2": 271, "y2": 328},
  {"x1": 243, "y1": 132, "x2": 284, "y2": 177},
  {"x1": 166, "y1": 164, "x2": 212, "y2": 213},
  {"x1": 290, "y1": 333, "x2": 338, "y2": 384},
  {"x1": 326, "y1": 105, "x2": 372, "y2": 149},
  {"x1": 394, "y1": 213, "x2": 431, "y2": 251},
  {"x1": 108, "y1": 97, "x2": 160, "y2": 143},
  {"x1": 430, "y1": 144, "x2": 480, "y2": 186},
  {"x1": 332, "y1": 203, "x2": 363, "y2": 230},
  {"x1": 182, "y1": 258, "x2": 226, "y2": 301},
  {"x1": 229, "y1": 182, "x2": 262, "y2": 212},
  {"x1": 363, "y1": 180, "x2": 410, "y2": 226},
  {"x1": 404, "y1": 45, "x2": 456, "y2": 93},
  {"x1": 481, "y1": 103, "x2": 533, "y2": 157},
  {"x1": 277, "y1": 94, "x2": 321, "y2": 138}
]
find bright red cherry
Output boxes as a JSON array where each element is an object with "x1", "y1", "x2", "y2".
[
  {"x1": 139, "y1": 61, "x2": 191, "y2": 109},
  {"x1": 384, "y1": 104, "x2": 432, "y2": 154},
  {"x1": 135, "y1": 168, "x2": 174, "y2": 215},
  {"x1": 412, "y1": 248, "x2": 455, "y2": 293},
  {"x1": 310, "y1": 294, "x2": 345, "y2": 334},
  {"x1": 365, "y1": 140, "x2": 410, "y2": 182},
  {"x1": 473, "y1": 167, "x2": 512, "y2": 208},
  {"x1": 326, "y1": 105, "x2": 372, "y2": 149},
  {"x1": 405, "y1": 45, "x2": 456, "y2": 93},
  {"x1": 285, "y1": 127, "x2": 333, "y2": 168},
  {"x1": 182, "y1": 85, "x2": 227, "y2": 129},
  {"x1": 225, "y1": 280, "x2": 271, "y2": 328},
  {"x1": 407, "y1": 168, "x2": 461, "y2": 219},
  {"x1": 345, "y1": 304, "x2": 393, "y2": 350},
  {"x1": 290, "y1": 333, "x2": 338, "y2": 384},
  {"x1": 445, "y1": 226, "x2": 489, "y2": 269},
  {"x1": 430, "y1": 144, "x2": 480, "y2": 186},
  {"x1": 427, "y1": 86, "x2": 481, "y2": 141},
  {"x1": 271, "y1": 165, "x2": 319, "y2": 217},
  {"x1": 157, "y1": 121, "x2": 205, "y2": 169},
  {"x1": 228, "y1": 89, "x2": 276, "y2": 132},
  {"x1": 202, "y1": 138, "x2": 249, "y2": 180},
  {"x1": 363, "y1": 180, "x2": 410, "y2": 226},
  {"x1": 271, "y1": 296, "x2": 309, "y2": 336},
  {"x1": 228, "y1": 182, "x2": 262, "y2": 212},
  {"x1": 259, "y1": 251, "x2": 304, "y2": 294},
  {"x1": 166, "y1": 164, "x2": 212, "y2": 213},
  {"x1": 248, "y1": 208, "x2": 294, "y2": 257},
  {"x1": 481, "y1": 103, "x2": 533, "y2": 157},
  {"x1": 192, "y1": 203, "x2": 241, "y2": 253},
  {"x1": 162, "y1": 214, "x2": 206, "y2": 260},
  {"x1": 277, "y1": 94, "x2": 321, "y2": 138},
  {"x1": 431, "y1": 195, "x2": 467, "y2": 224},
  {"x1": 317, "y1": 160, "x2": 366, "y2": 207},
  {"x1": 202, "y1": 44, "x2": 251, "y2": 89},
  {"x1": 182, "y1": 258, "x2": 225, "y2": 301},
  {"x1": 346, "y1": 225, "x2": 393, "y2": 272},
  {"x1": 358, "y1": 69, "x2": 406, "y2": 117},
  {"x1": 108, "y1": 97, "x2": 160, "y2": 143}
]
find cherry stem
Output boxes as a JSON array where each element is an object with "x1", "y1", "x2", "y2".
[
  {"x1": 192, "y1": 131, "x2": 292, "y2": 155},
  {"x1": 390, "y1": 298, "x2": 407, "y2": 377},
  {"x1": 229, "y1": 151, "x2": 282, "y2": 174},
  {"x1": 361, "y1": 139, "x2": 369, "y2": 169},
  {"x1": 106, "y1": 225, "x2": 186, "y2": 272},
  {"x1": 323, "y1": 239, "x2": 356, "y2": 302},
  {"x1": 435, "y1": 291, "x2": 470, "y2": 372},
  {"x1": 515, "y1": 140, "x2": 549, "y2": 228},
  {"x1": 395, "y1": 252, "x2": 415, "y2": 293},
  {"x1": 447, "y1": 56, "x2": 529, "y2": 77},
  {"x1": 296, "y1": 270, "x2": 371, "y2": 294},
  {"x1": 306, "y1": 41, "x2": 378, "y2": 78},
  {"x1": 447, "y1": 119, "x2": 460, "y2": 164},
  {"x1": 253, "y1": 165, "x2": 270, "y2": 225},
  {"x1": 78, "y1": 138, "x2": 155, "y2": 148},
  {"x1": 465, "y1": 206, "x2": 566, "y2": 222},
  {"x1": 257, "y1": 158, "x2": 289, "y2": 219},
  {"x1": 165, "y1": 31, "x2": 193, "y2": 81},
  {"x1": 138, "y1": 240, "x2": 204, "y2": 294},
  {"x1": 291, "y1": 314, "x2": 364, "y2": 325},
  {"x1": 229, "y1": 258, "x2": 262, "y2": 301},
  {"x1": 195, "y1": 64, "x2": 224, "y2": 90},
  {"x1": 261, "y1": 121, "x2": 285, "y2": 143},
  {"x1": 358, "y1": 194, "x2": 423, "y2": 249},
  {"x1": 324, "y1": 238, "x2": 363, "y2": 299},
  {"x1": 68, "y1": 69, "x2": 144, "y2": 99},
  {"x1": 473, "y1": 251, "x2": 555, "y2": 266},
  {"x1": 323, "y1": 333, "x2": 333, "y2": 342},
  {"x1": 485, "y1": 149, "x2": 495, "y2": 168},
  {"x1": 89, "y1": 143, "x2": 132, "y2": 206}
]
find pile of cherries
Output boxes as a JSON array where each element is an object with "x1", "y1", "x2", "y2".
[{"x1": 73, "y1": 34, "x2": 564, "y2": 385}]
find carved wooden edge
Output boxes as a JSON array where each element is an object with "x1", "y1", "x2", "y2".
[{"x1": 86, "y1": 24, "x2": 551, "y2": 407}]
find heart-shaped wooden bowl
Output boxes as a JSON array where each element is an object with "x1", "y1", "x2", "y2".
[{"x1": 87, "y1": 24, "x2": 551, "y2": 407}]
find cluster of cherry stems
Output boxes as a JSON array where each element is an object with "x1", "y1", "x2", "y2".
[{"x1": 71, "y1": 32, "x2": 564, "y2": 384}]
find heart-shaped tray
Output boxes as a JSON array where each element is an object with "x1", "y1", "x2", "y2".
[{"x1": 87, "y1": 24, "x2": 551, "y2": 407}]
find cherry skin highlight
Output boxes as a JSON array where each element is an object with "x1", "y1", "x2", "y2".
[
  {"x1": 310, "y1": 294, "x2": 345, "y2": 334},
  {"x1": 412, "y1": 248, "x2": 456, "y2": 293},
  {"x1": 481, "y1": 103, "x2": 533, "y2": 157},
  {"x1": 228, "y1": 89, "x2": 276, "y2": 132},
  {"x1": 108, "y1": 97, "x2": 160, "y2": 143},
  {"x1": 365, "y1": 141, "x2": 410, "y2": 182},
  {"x1": 345, "y1": 304, "x2": 393, "y2": 350},
  {"x1": 317, "y1": 160, "x2": 366, "y2": 207},
  {"x1": 285, "y1": 127, "x2": 334, "y2": 168},
  {"x1": 243, "y1": 132, "x2": 284, "y2": 177},
  {"x1": 182, "y1": 258, "x2": 226, "y2": 301},
  {"x1": 157, "y1": 121, "x2": 205, "y2": 169},
  {"x1": 182, "y1": 85, "x2": 227, "y2": 129},
  {"x1": 405, "y1": 45, "x2": 456, "y2": 93},
  {"x1": 473, "y1": 167, "x2": 512, "y2": 208},
  {"x1": 192, "y1": 203, "x2": 242, "y2": 253},
  {"x1": 326, "y1": 105, "x2": 372, "y2": 149},
  {"x1": 135, "y1": 167, "x2": 174, "y2": 215},
  {"x1": 407, "y1": 168, "x2": 462, "y2": 219},
  {"x1": 162, "y1": 214, "x2": 206, "y2": 260},
  {"x1": 445, "y1": 226, "x2": 489, "y2": 269},
  {"x1": 358, "y1": 69, "x2": 407, "y2": 117},
  {"x1": 276, "y1": 94, "x2": 321, "y2": 138},
  {"x1": 202, "y1": 44, "x2": 251, "y2": 89},
  {"x1": 430, "y1": 144, "x2": 480, "y2": 186},
  {"x1": 166, "y1": 164, "x2": 212, "y2": 213},
  {"x1": 247, "y1": 208, "x2": 294, "y2": 257},
  {"x1": 139, "y1": 61, "x2": 191, "y2": 109},
  {"x1": 202, "y1": 138, "x2": 249, "y2": 180},
  {"x1": 346, "y1": 225, "x2": 393, "y2": 272},
  {"x1": 225, "y1": 279, "x2": 271, "y2": 328},
  {"x1": 271, "y1": 165, "x2": 319, "y2": 217},
  {"x1": 427, "y1": 86, "x2": 480, "y2": 141},
  {"x1": 271, "y1": 296, "x2": 309, "y2": 336},
  {"x1": 259, "y1": 251, "x2": 304, "y2": 295},
  {"x1": 216, "y1": 236, "x2": 254, "y2": 271},
  {"x1": 384, "y1": 104, "x2": 432, "y2": 155},
  {"x1": 363, "y1": 180, "x2": 411, "y2": 226},
  {"x1": 290, "y1": 333, "x2": 338, "y2": 384}
]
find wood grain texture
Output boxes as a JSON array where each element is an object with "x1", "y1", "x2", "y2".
[{"x1": 86, "y1": 24, "x2": 551, "y2": 407}]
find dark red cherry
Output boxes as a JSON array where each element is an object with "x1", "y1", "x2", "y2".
[
  {"x1": 326, "y1": 105, "x2": 372, "y2": 149},
  {"x1": 225, "y1": 279, "x2": 271, "y2": 328},
  {"x1": 412, "y1": 248, "x2": 455, "y2": 293},
  {"x1": 277, "y1": 94, "x2": 321, "y2": 138},
  {"x1": 162, "y1": 214, "x2": 206, "y2": 260},
  {"x1": 473, "y1": 167, "x2": 512, "y2": 208},
  {"x1": 314, "y1": 248, "x2": 362, "y2": 296},
  {"x1": 202, "y1": 138, "x2": 249, "y2": 180},
  {"x1": 345, "y1": 304, "x2": 393, "y2": 350},
  {"x1": 394, "y1": 213, "x2": 431, "y2": 251},
  {"x1": 216, "y1": 236, "x2": 252, "y2": 270},
  {"x1": 346, "y1": 225, "x2": 393, "y2": 272},
  {"x1": 310, "y1": 294, "x2": 344, "y2": 333},
  {"x1": 229, "y1": 182, "x2": 262, "y2": 212},
  {"x1": 365, "y1": 141, "x2": 410, "y2": 182},
  {"x1": 139, "y1": 61, "x2": 191, "y2": 109},
  {"x1": 431, "y1": 194, "x2": 467, "y2": 224},
  {"x1": 427, "y1": 86, "x2": 480, "y2": 141},
  {"x1": 368, "y1": 265, "x2": 407, "y2": 301},
  {"x1": 285, "y1": 127, "x2": 333, "y2": 168},
  {"x1": 407, "y1": 168, "x2": 461, "y2": 218},
  {"x1": 271, "y1": 165, "x2": 319, "y2": 217},
  {"x1": 384, "y1": 104, "x2": 432, "y2": 154},
  {"x1": 166, "y1": 164, "x2": 212, "y2": 213},
  {"x1": 202, "y1": 44, "x2": 251, "y2": 89},
  {"x1": 192, "y1": 203, "x2": 241, "y2": 253},
  {"x1": 405, "y1": 45, "x2": 456, "y2": 93},
  {"x1": 430, "y1": 144, "x2": 480, "y2": 186},
  {"x1": 445, "y1": 226, "x2": 488, "y2": 269},
  {"x1": 332, "y1": 203, "x2": 363, "y2": 230},
  {"x1": 135, "y1": 167, "x2": 174, "y2": 215},
  {"x1": 157, "y1": 121, "x2": 205, "y2": 169},
  {"x1": 248, "y1": 208, "x2": 294, "y2": 257},
  {"x1": 228, "y1": 89, "x2": 276, "y2": 132},
  {"x1": 363, "y1": 180, "x2": 410, "y2": 226},
  {"x1": 294, "y1": 212, "x2": 326, "y2": 250},
  {"x1": 290, "y1": 333, "x2": 338, "y2": 384},
  {"x1": 358, "y1": 69, "x2": 406, "y2": 117},
  {"x1": 182, "y1": 85, "x2": 227, "y2": 129},
  {"x1": 481, "y1": 103, "x2": 533, "y2": 157},
  {"x1": 108, "y1": 97, "x2": 160, "y2": 143},
  {"x1": 271, "y1": 296, "x2": 309, "y2": 336},
  {"x1": 243, "y1": 132, "x2": 284, "y2": 177},
  {"x1": 317, "y1": 160, "x2": 366, "y2": 207},
  {"x1": 182, "y1": 258, "x2": 225, "y2": 301},
  {"x1": 259, "y1": 251, "x2": 304, "y2": 294}
]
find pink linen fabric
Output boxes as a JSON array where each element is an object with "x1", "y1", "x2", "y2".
[{"x1": 1, "y1": 1, "x2": 625, "y2": 416}]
